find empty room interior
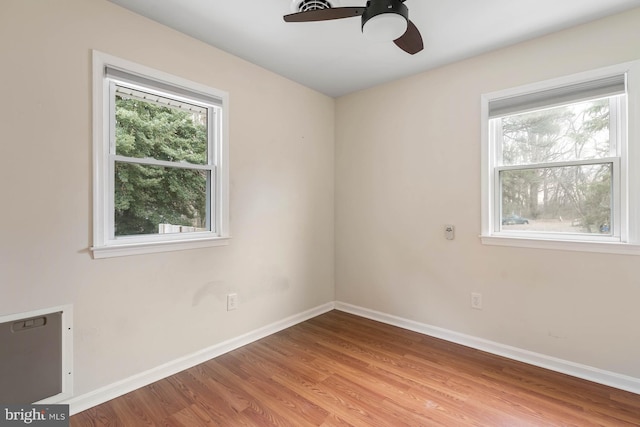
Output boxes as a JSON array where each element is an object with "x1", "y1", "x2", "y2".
[{"x1": 2, "y1": 0, "x2": 640, "y2": 425}]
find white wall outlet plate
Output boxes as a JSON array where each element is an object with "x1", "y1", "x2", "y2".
[
  {"x1": 471, "y1": 292, "x2": 482, "y2": 310},
  {"x1": 227, "y1": 293, "x2": 238, "y2": 311}
]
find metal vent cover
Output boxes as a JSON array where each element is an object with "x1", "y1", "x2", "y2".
[
  {"x1": 291, "y1": 0, "x2": 337, "y2": 13},
  {"x1": 0, "y1": 312, "x2": 62, "y2": 404}
]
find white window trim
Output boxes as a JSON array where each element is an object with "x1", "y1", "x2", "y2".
[
  {"x1": 91, "y1": 51, "x2": 230, "y2": 258},
  {"x1": 480, "y1": 60, "x2": 640, "y2": 255}
]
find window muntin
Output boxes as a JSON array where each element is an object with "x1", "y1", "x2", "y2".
[{"x1": 92, "y1": 51, "x2": 229, "y2": 258}]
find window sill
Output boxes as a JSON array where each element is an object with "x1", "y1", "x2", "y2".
[
  {"x1": 91, "y1": 236, "x2": 230, "y2": 259},
  {"x1": 480, "y1": 235, "x2": 640, "y2": 255}
]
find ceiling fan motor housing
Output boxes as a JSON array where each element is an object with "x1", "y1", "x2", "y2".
[
  {"x1": 362, "y1": 0, "x2": 408, "y2": 27},
  {"x1": 291, "y1": 0, "x2": 339, "y2": 13},
  {"x1": 361, "y1": 0, "x2": 408, "y2": 41}
]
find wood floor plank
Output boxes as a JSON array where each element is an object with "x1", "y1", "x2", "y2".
[
  {"x1": 167, "y1": 404, "x2": 215, "y2": 426},
  {"x1": 70, "y1": 403, "x2": 123, "y2": 427},
  {"x1": 167, "y1": 369, "x2": 241, "y2": 423},
  {"x1": 71, "y1": 310, "x2": 640, "y2": 426}
]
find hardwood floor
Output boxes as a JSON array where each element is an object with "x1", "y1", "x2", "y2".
[{"x1": 71, "y1": 310, "x2": 640, "y2": 426}]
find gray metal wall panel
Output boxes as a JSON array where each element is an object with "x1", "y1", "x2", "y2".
[{"x1": 0, "y1": 312, "x2": 62, "y2": 403}]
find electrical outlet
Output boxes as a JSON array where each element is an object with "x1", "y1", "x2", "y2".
[
  {"x1": 227, "y1": 293, "x2": 238, "y2": 311},
  {"x1": 471, "y1": 292, "x2": 482, "y2": 310}
]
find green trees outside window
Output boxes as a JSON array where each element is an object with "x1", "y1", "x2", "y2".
[
  {"x1": 114, "y1": 94, "x2": 209, "y2": 236},
  {"x1": 498, "y1": 99, "x2": 614, "y2": 234}
]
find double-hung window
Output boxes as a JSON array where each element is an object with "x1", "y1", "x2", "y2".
[
  {"x1": 92, "y1": 51, "x2": 229, "y2": 258},
  {"x1": 481, "y1": 61, "x2": 640, "y2": 254}
]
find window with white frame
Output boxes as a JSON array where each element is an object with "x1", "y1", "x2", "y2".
[
  {"x1": 481, "y1": 61, "x2": 640, "y2": 254},
  {"x1": 92, "y1": 51, "x2": 229, "y2": 258}
]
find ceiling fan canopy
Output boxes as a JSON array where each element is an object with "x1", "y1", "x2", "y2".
[
  {"x1": 291, "y1": 0, "x2": 334, "y2": 13},
  {"x1": 284, "y1": 0, "x2": 424, "y2": 55}
]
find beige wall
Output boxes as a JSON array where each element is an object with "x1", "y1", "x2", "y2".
[
  {"x1": 336, "y1": 8, "x2": 640, "y2": 378},
  {"x1": 0, "y1": 0, "x2": 334, "y2": 395}
]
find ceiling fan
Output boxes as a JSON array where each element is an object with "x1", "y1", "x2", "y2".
[{"x1": 284, "y1": 0, "x2": 424, "y2": 55}]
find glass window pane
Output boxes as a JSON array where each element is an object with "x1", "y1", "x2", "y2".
[
  {"x1": 500, "y1": 98, "x2": 611, "y2": 166},
  {"x1": 114, "y1": 162, "x2": 210, "y2": 237},
  {"x1": 115, "y1": 85, "x2": 208, "y2": 165},
  {"x1": 500, "y1": 164, "x2": 611, "y2": 234}
]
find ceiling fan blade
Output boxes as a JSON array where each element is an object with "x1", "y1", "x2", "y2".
[
  {"x1": 394, "y1": 20, "x2": 423, "y2": 55},
  {"x1": 284, "y1": 7, "x2": 365, "y2": 23}
]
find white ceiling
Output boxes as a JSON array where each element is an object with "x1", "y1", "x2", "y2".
[{"x1": 108, "y1": 0, "x2": 640, "y2": 97}]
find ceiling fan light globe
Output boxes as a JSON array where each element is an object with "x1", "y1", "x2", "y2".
[{"x1": 362, "y1": 13, "x2": 407, "y2": 42}]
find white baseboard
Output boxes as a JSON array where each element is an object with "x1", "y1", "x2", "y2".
[
  {"x1": 65, "y1": 302, "x2": 335, "y2": 415},
  {"x1": 65, "y1": 300, "x2": 639, "y2": 415},
  {"x1": 334, "y1": 301, "x2": 640, "y2": 395}
]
